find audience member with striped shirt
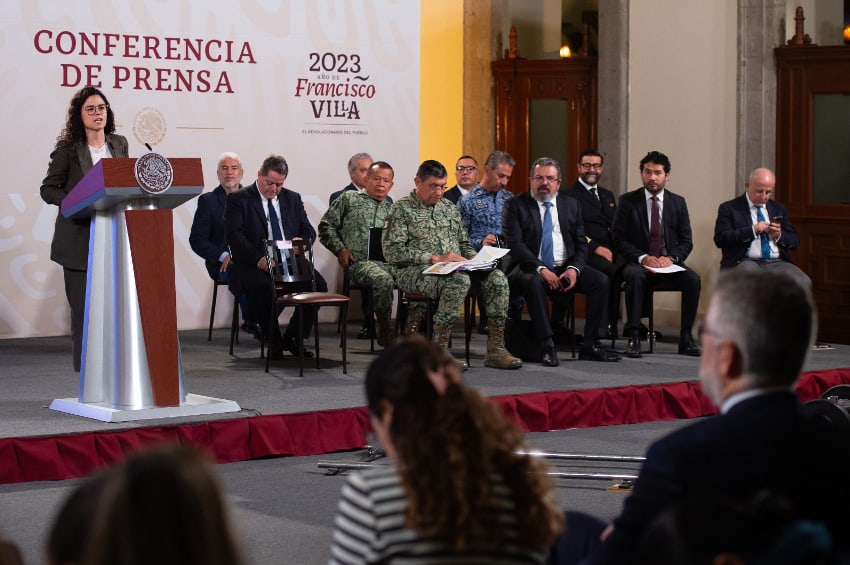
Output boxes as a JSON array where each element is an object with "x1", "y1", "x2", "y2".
[{"x1": 329, "y1": 336, "x2": 564, "y2": 564}]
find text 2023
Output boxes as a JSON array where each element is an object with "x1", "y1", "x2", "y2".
[{"x1": 309, "y1": 52, "x2": 362, "y2": 74}]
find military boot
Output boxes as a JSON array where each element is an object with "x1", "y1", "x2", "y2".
[
  {"x1": 484, "y1": 320, "x2": 523, "y2": 370},
  {"x1": 403, "y1": 307, "x2": 425, "y2": 336},
  {"x1": 433, "y1": 324, "x2": 468, "y2": 371},
  {"x1": 376, "y1": 314, "x2": 395, "y2": 348}
]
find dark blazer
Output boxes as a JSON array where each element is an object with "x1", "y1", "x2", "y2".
[
  {"x1": 225, "y1": 182, "x2": 316, "y2": 292},
  {"x1": 501, "y1": 192, "x2": 587, "y2": 273},
  {"x1": 713, "y1": 194, "x2": 799, "y2": 268},
  {"x1": 443, "y1": 185, "x2": 465, "y2": 204},
  {"x1": 560, "y1": 181, "x2": 617, "y2": 253},
  {"x1": 40, "y1": 134, "x2": 130, "y2": 270},
  {"x1": 612, "y1": 188, "x2": 693, "y2": 265},
  {"x1": 591, "y1": 392, "x2": 850, "y2": 563},
  {"x1": 329, "y1": 182, "x2": 357, "y2": 205},
  {"x1": 189, "y1": 185, "x2": 232, "y2": 280}
]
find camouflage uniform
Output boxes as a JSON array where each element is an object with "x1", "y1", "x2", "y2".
[
  {"x1": 458, "y1": 185, "x2": 514, "y2": 251},
  {"x1": 318, "y1": 190, "x2": 395, "y2": 317},
  {"x1": 383, "y1": 189, "x2": 510, "y2": 327}
]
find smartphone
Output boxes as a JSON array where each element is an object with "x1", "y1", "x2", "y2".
[{"x1": 770, "y1": 216, "x2": 783, "y2": 223}]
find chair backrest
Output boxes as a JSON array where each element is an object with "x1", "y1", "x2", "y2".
[{"x1": 264, "y1": 239, "x2": 315, "y2": 288}]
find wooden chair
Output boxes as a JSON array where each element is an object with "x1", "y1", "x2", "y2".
[{"x1": 263, "y1": 239, "x2": 350, "y2": 376}]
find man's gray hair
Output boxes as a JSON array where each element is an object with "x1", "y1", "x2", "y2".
[
  {"x1": 348, "y1": 152, "x2": 373, "y2": 171},
  {"x1": 484, "y1": 151, "x2": 515, "y2": 169},
  {"x1": 709, "y1": 269, "x2": 815, "y2": 387}
]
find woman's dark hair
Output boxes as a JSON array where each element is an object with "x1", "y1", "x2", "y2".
[
  {"x1": 57, "y1": 86, "x2": 116, "y2": 145},
  {"x1": 365, "y1": 336, "x2": 563, "y2": 551},
  {"x1": 82, "y1": 443, "x2": 243, "y2": 565}
]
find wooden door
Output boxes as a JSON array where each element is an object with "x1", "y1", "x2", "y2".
[
  {"x1": 775, "y1": 46, "x2": 850, "y2": 344},
  {"x1": 492, "y1": 58, "x2": 598, "y2": 193}
]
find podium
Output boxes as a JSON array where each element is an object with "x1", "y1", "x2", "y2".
[{"x1": 50, "y1": 156, "x2": 240, "y2": 422}]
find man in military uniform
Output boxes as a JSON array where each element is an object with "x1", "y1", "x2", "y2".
[
  {"x1": 319, "y1": 161, "x2": 397, "y2": 347},
  {"x1": 384, "y1": 159, "x2": 521, "y2": 370}
]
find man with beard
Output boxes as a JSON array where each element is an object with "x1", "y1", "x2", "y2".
[
  {"x1": 612, "y1": 150, "x2": 701, "y2": 359},
  {"x1": 502, "y1": 157, "x2": 621, "y2": 366},
  {"x1": 561, "y1": 149, "x2": 622, "y2": 338}
]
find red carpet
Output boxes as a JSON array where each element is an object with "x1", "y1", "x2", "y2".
[{"x1": 2, "y1": 368, "x2": 848, "y2": 485}]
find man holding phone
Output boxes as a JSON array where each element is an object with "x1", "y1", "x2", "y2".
[{"x1": 713, "y1": 167, "x2": 810, "y2": 286}]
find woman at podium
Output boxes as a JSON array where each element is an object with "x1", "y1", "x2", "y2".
[{"x1": 39, "y1": 87, "x2": 129, "y2": 372}]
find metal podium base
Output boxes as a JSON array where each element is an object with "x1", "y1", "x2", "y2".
[{"x1": 49, "y1": 393, "x2": 241, "y2": 423}]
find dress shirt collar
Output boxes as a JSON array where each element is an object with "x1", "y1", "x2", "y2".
[
  {"x1": 643, "y1": 187, "x2": 664, "y2": 202},
  {"x1": 720, "y1": 387, "x2": 794, "y2": 414},
  {"x1": 578, "y1": 178, "x2": 597, "y2": 191}
]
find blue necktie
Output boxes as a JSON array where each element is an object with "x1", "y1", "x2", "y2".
[
  {"x1": 541, "y1": 201, "x2": 554, "y2": 270},
  {"x1": 267, "y1": 199, "x2": 283, "y2": 241},
  {"x1": 756, "y1": 206, "x2": 770, "y2": 259}
]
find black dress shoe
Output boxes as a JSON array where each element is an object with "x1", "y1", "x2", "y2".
[
  {"x1": 579, "y1": 344, "x2": 622, "y2": 362},
  {"x1": 604, "y1": 323, "x2": 617, "y2": 341},
  {"x1": 542, "y1": 345, "x2": 559, "y2": 367},
  {"x1": 625, "y1": 336, "x2": 642, "y2": 358},
  {"x1": 241, "y1": 321, "x2": 262, "y2": 340},
  {"x1": 282, "y1": 337, "x2": 315, "y2": 358},
  {"x1": 678, "y1": 334, "x2": 702, "y2": 357},
  {"x1": 357, "y1": 326, "x2": 373, "y2": 339}
]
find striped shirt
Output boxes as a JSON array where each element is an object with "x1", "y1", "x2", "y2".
[{"x1": 329, "y1": 466, "x2": 548, "y2": 564}]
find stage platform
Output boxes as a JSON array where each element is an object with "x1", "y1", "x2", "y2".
[{"x1": 2, "y1": 323, "x2": 849, "y2": 485}]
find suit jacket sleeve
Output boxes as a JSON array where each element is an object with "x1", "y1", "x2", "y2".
[
  {"x1": 564, "y1": 198, "x2": 588, "y2": 272},
  {"x1": 612, "y1": 193, "x2": 646, "y2": 263},
  {"x1": 713, "y1": 199, "x2": 754, "y2": 251},
  {"x1": 189, "y1": 192, "x2": 226, "y2": 263},
  {"x1": 502, "y1": 196, "x2": 544, "y2": 271},
  {"x1": 281, "y1": 189, "x2": 317, "y2": 243},
  {"x1": 225, "y1": 190, "x2": 265, "y2": 268},
  {"x1": 666, "y1": 193, "x2": 693, "y2": 263},
  {"x1": 770, "y1": 201, "x2": 799, "y2": 250}
]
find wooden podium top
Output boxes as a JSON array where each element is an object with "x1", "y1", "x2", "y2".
[{"x1": 62, "y1": 157, "x2": 204, "y2": 219}]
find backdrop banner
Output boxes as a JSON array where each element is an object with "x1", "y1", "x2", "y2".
[{"x1": 1, "y1": 1, "x2": 420, "y2": 338}]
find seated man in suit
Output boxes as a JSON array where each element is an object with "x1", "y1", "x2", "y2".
[
  {"x1": 612, "y1": 150, "x2": 701, "y2": 358},
  {"x1": 319, "y1": 161, "x2": 397, "y2": 348},
  {"x1": 560, "y1": 149, "x2": 623, "y2": 338},
  {"x1": 384, "y1": 159, "x2": 521, "y2": 371},
  {"x1": 189, "y1": 152, "x2": 258, "y2": 338},
  {"x1": 502, "y1": 157, "x2": 621, "y2": 366},
  {"x1": 713, "y1": 167, "x2": 810, "y2": 287},
  {"x1": 443, "y1": 154, "x2": 479, "y2": 204},
  {"x1": 225, "y1": 154, "x2": 327, "y2": 360},
  {"x1": 557, "y1": 269, "x2": 850, "y2": 564}
]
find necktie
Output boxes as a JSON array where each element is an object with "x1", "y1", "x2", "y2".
[
  {"x1": 590, "y1": 187, "x2": 599, "y2": 201},
  {"x1": 267, "y1": 199, "x2": 283, "y2": 241},
  {"x1": 648, "y1": 196, "x2": 662, "y2": 257},
  {"x1": 541, "y1": 201, "x2": 554, "y2": 270},
  {"x1": 756, "y1": 206, "x2": 770, "y2": 259}
]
